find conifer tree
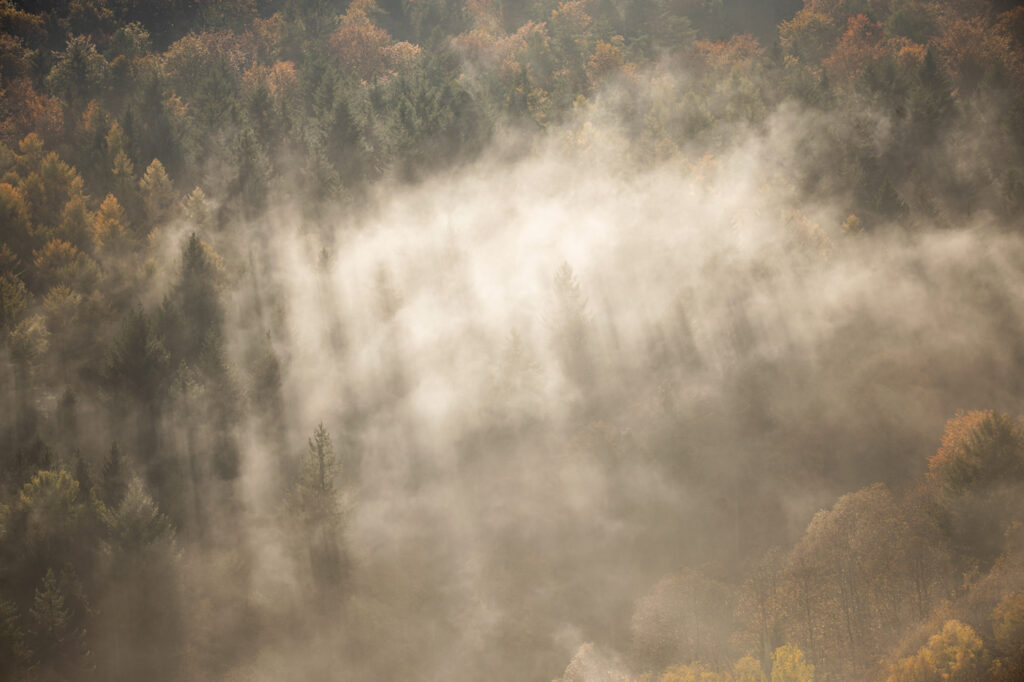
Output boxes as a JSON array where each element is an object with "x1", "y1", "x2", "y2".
[
  {"x1": 100, "y1": 441, "x2": 126, "y2": 509},
  {"x1": 139, "y1": 158, "x2": 176, "y2": 227},
  {"x1": 91, "y1": 193, "x2": 129, "y2": 250},
  {"x1": 291, "y1": 423, "x2": 347, "y2": 588}
]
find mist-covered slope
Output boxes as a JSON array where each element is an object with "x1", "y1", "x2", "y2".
[{"x1": 2, "y1": 1, "x2": 1024, "y2": 681}]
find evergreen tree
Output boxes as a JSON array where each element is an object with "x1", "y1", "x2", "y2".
[
  {"x1": 139, "y1": 158, "x2": 176, "y2": 227},
  {"x1": 290, "y1": 423, "x2": 347, "y2": 588},
  {"x1": 29, "y1": 569, "x2": 71, "y2": 667},
  {"x1": 0, "y1": 599, "x2": 30, "y2": 680},
  {"x1": 100, "y1": 441, "x2": 126, "y2": 509}
]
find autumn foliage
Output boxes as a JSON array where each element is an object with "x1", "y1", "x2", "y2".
[
  {"x1": 0, "y1": 1, "x2": 1024, "y2": 681},
  {"x1": 927, "y1": 410, "x2": 1024, "y2": 491}
]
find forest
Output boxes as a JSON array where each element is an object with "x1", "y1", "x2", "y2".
[{"x1": 1, "y1": 0, "x2": 1024, "y2": 680}]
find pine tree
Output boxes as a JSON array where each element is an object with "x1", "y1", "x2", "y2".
[
  {"x1": 162, "y1": 232, "x2": 224, "y2": 369},
  {"x1": 111, "y1": 150, "x2": 141, "y2": 227},
  {"x1": 291, "y1": 423, "x2": 347, "y2": 588},
  {"x1": 296, "y1": 422, "x2": 339, "y2": 517},
  {"x1": 101, "y1": 477, "x2": 173, "y2": 553},
  {"x1": 139, "y1": 158, "x2": 176, "y2": 227},
  {"x1": 0, "y1": 599, "x2": 30, "y2": 679},
  {"x1": 30, "y1": 569, "x2": 70, "y2": 662},
  {"x1": 91, "y1": 194, "x2": 129, "y2": 251},
  {"x1": 45, "y1": 36, "x2": 108, "y2": 122},
  {"x1": 101, "y1": 441, "x2": 126, "y2": 509},
  {"x1": 229, "y1": 128, "x2": 270, "y2": 220},
  {"x1": 181, "y1": 187, "x2": 211, "y2": 230},
  {"x1": 72, "y1": 451, "x2": 91, "y2": 502},
  {"x1": 105, "y1": 308, "x2": 170, "y2": 407},
  {"x1": 550, "y1": 262, "x2": 591, "y2": 386}
]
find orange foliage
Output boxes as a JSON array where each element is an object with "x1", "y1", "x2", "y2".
[
  {"x1": 804, "y1": 0, "x2": 892, "y2": 23},
  {"x1": 0, "y1": 33, "x2": 33, "y2": 82},
  {"x1": 242, "y1": 59, "x2": 298, "y2": 97},
  {"x1": 163, "y1": 29, "x2": 258, "y2": 93},
  {"x1": 934, "y1": 15, "x2": 1023, "y2": 92},
  {"x1": 928, "y1": 410, "x2": 1024, "y2": 490},
  {"x1": 451, "y1": 27, "x2": 500, "y2": 63},
  {"x1": 823, "y1": 14, "x2": 886, "y2": 80},
  {"x1": 587, "y1": 38, "x2": 628, "y2": 82},
  {"x1": 0, "y1": 77, "x2": 63, "y2": 143},
  {"x1": 695, "y1": 34, "x2": 764, "y2": 74},
  {"x1": 91, "y1": 193, "x2": 128, "y2": 249},
  {"x1": 33, "y1": 239, "x2": 79, "y2": 270},
  {"x1": 780, "y1": 9, "x2": 840, "y2": 64},
  {"x1": 328, "y1": 1, "x2": 421, "y2": 83},
  {"x1": 267, "y1": 60, "x2": 298, "y2": 95},
  {"x1": 550, "y1": 0, "x2": 592, "y2": 36},
  {"x1": 385, "y1": 41, "x2": 422, "y2": 72},
  {"x1": 251, "y1": 12, "x2": 285, "y2": 63},
  {"x1": 893, "y1": 39, "x2": 927, "y2": 70},
  {"x1": 465, "y1": 0, "x2": 502, "y2": 34},
  {"x1": 78, "y1": 100, "x2": 108, "y2": 133},
  {"x1": 329, "y1": 14, "x2": 392, "y2": 81},
  {"x1": 453, "y1": 20, "x2": 548, "y2": 72},
  {"x1": 930, "y1": 410, "x2": 994, "y2": 476},
  {"x1": 18, "y1": 151, "x2": 85, "y2": 233},
  {"x1": 0, "y1": 182, "x2": 30, "y2": 237},
  {"x1": 999, "y1": 7, "x2": 1024, "y2": 46},
  {"x1": 32, "y1": 238, "x2": 96, "y2": 288}
]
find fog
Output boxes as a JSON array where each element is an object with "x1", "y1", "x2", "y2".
[
  {"x1": 170, "y1": 92, "x2": 1024, "y2": 680},
  {"x1": 4, "y1": 3, "x2": 1024, "y2": 676}
]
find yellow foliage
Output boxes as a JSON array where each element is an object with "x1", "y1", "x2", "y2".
[
  {"x1": 139, "y1": 158, "x2": 177, "y2": 225},
  {"x1": 992, "y1": 591, "x2": 1024, "y2": 654},
  {"x1": 32, "y1": 238, "x2": 96, "y2": 288},
  {"x1": 733, "y1": 655, "x2": 766, "y2": 682},
  {"x1": 18, "y1": 470, "x2": 83, "y2": 541},
  {"x1": 660, "y1": 662, "x2": 730, "y2": 682},
  {"x1": 328, "y1": 0, "x2": 419, "y2": 83},
  {"x1": 587, "y1": 39, "x2": 625, "y2": 82},
  {"x1": 550, "y1": 1, "x2": 592, "y2": 36},
  {"x1": 928, "y1": 410, "x2": 1024, "y2": 490},
  {"x1": 0, "y1": 182, "x2": 30, "y2": 235},
  {"x1": 886, "y1": 620, "x2": 984, "y2": 682},
  {"x1": 771, "y1": 644, "x2": 813, "y2": 682},
  {"x1": 695, "y1": 34, "x2": 764, "y2": 75},
  {"x1": 92, "y1": 193, "x2": 129, "y2": 249},
  {"x1": 9, "y1": 313, "x2": 48, "y2": 365},
  {"x1": 779, "y1": 10, "x2": 839, "y2": 64},
  {"x1": 842, "y1": 213, "x2": 862, "y2": 235}
]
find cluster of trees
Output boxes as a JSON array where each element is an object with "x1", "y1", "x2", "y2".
[
  {"x1": 0, "y1": 0, "x2": 1021, "y2": 223},
  {"x1": 0, "y1": 410, "x2": 346, "y2": 679},
  {"x1": 1, "y1": 0, "x2": 1023, "y2": 680},
  {"x1": 559, "y1": 410, "x2": 1024, "y2": 681}
]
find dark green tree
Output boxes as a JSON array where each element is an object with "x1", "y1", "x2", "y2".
[
  {"x1": 290, "y1": 423, "x2": 347, "y2": 589},
  {"x1": 100, "y1": 441, "x2": 125, "y2": 509},
  {"x1": 105, "y1": 307, "x2": 170, "y2": 457}
]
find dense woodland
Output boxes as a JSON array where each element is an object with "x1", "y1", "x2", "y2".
[{"x1": 2, "y1": 0, "x2": 1024, "y2": 680}]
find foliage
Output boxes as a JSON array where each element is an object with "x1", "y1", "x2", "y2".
[
  {"x1": 290, "y1": 422, "x2": 341, "y2": 523},
  {"x1": 0, "y1": 0, "x2": 1023, "y2": 679},
  {"x1": 886, "y1": 620, "x2": 985, "y2": 682},
  {"x1": 104, "y1": 307, "x2": 170, "y2": 406},
  {"x1": 992, "y1": 591, "x2": 1024, "y2": 655},
  {"x1": 770, "y1": 644, "x2": 813, "y2": 682},
  {"x1": 100, "y1": 476, "x2": 173, "y2": 554},
  {"x1": 928, "y1": 410, "x2": 1024, "y2": 492}
]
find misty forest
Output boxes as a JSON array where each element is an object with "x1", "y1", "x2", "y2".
[{"x1": 4, "y1": 0, "x2": 1024, "y2": 680}]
